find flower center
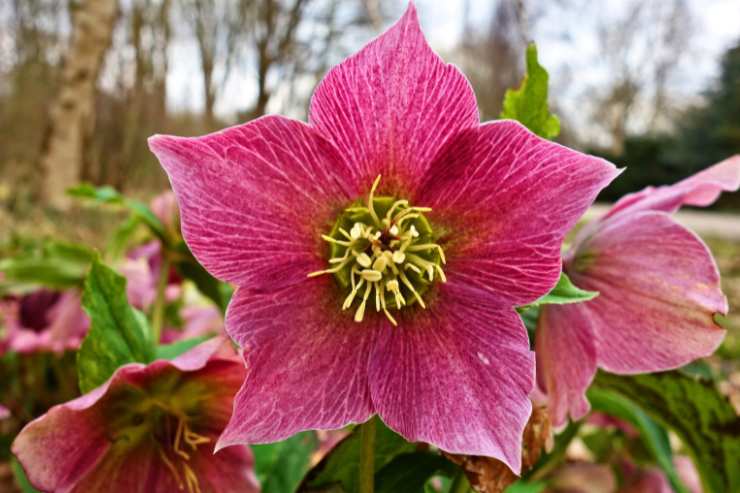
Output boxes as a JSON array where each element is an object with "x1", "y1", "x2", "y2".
[
  {"x1": 105, "y1": 374, "x2": 212, "y2": 493},
  {"x1": 309, "y1": 176, "x2": 446, "y2": 325}
]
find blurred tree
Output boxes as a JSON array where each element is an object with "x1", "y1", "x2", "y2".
[
  {"x1": 39, "y1": 0, "x2": 119, "y2": 209},
  {"x1": 587, "y1": 0, "x2": 693, "y2": 153},
  {"x1": 456, "y1": 0, "x2": 528, "y2": 120},
  {"x1": 668, "y1": 39, "x2": 740, "y2": 174}
]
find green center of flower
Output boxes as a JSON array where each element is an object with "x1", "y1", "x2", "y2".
[
  {"x1": 105, "y1": 371, "x2": 212, "y2": 493},
  {"x1": 309, "y1": 176, "x2": 446, "y2": 325}
]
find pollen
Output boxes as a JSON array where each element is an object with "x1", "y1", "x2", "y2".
[{"x1": 309, "y1": 175, "x2": 446, "y2": 325}]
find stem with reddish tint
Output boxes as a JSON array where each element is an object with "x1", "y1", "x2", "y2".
[{"x1": 358, "y1": 416, "x2": 377, "y2": 493}]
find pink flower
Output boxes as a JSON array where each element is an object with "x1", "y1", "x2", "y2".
[
  {"x1": 12, "y1": 338, "x2": 257, "y2": 493},
  {"x1": 161, "y1": 305, "x2": 225, "y2": 344},
  {"x1": 1, "y1": 289, "x2": 89, "y2": 354},
  {"x1": 121, "y1": 241, "x2": 181, "y2": 311},
  {"x1": 0, "y1": 404, "x2": 9, "y2": 420},
  {"x1": 151, "y1": 191, "x2": 180, "y2": 234},
  {"x1": 148, "y1": 4, "x2": 617, "y2": 472},
  {"x1": 536, "y1": 156, "x2": 740, "y2": 427}
]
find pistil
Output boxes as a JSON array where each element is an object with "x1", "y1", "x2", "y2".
[{"x1": 309, "y1": 176, "x2": 446, "y2": 325}]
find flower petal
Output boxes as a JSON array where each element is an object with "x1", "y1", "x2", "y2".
[
  {"x1": 418, "y1": 120, "x2": 619, "y2": 305},
  {"x1": 568, "y1": 211, "x2": 727, "y2": 373},
  {"x1": 605, "y1": 155, "x2": 740, "y2": 219},
  {"x1": 308, "y1": 3, "x2": 478, "y2": 190},
  {"x1": 368, "y1": 281, "x2": 534, "y2": 473},
  {"x1": 217, "y1": 281, "x2": 377, "y2": 448},
  {"x1": 535, "y1": 302, "x2": 597, "y2": 427},
  {"x1": 149, "y1": 116, "x2": 358, "y2": 291}
]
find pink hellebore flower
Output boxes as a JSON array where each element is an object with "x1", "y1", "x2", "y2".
[
  {"x1": 536, "y1": 156, "x2": 740, "y2": 427},
  {"x1": 122, "y1": 241, "x2": 182, "y2": 311},
  {"x1": 148, "y1": 4, "x2": 617, "y2": 472},
  {"x1": 2, "y1": 289, "x2": 89, "y2": 354},
  {"x1": 12, "y1": 338, "x2": 257, "y2": 493}
]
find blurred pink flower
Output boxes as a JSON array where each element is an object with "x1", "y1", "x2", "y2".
[
  {"x1": 121, "y1": 240, "x2": 181, "y2": 311},
  {"x1": 12, "y1": 338, "x2": 257, "y2": 493},
  {"x1": 149, "y1": 4, "x2": 617, "y2": 471},
  {"x1": 536, "y1": 156, "x2": 740, "y2": 426},
  {"x1": 160, "y1": 304, "x2": 225, "y2": 344},
  {"x1": 1, "y1": 289, "x2": 89, "y2": 354},
  {"x1": 0, "y1": 404, "x2": 9, "y2": 420},
  {"x1": 150, "y1": 190, "x2": 179, "y2": 233}
]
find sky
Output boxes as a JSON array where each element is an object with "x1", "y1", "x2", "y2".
[{"x1": 165, "y1": 0, "x2": 740, "y2": 135}]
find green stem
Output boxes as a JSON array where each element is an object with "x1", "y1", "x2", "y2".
[
  {"x1": 450, "y1": 471, "x2": 471, "y2": 493},
  {"x1": 151, "y1": 255, "x2": 171, "y2": 344},
  {"x1": 358, "y1": 416, "x2": 377, "y2": 493}
]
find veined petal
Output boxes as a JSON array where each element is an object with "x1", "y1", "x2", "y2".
[
  {"x1": 417, "y1": 120, "x2": 619, "y2": 305},
  {"x1": 568, "y1": 211, "x2": 726, "y2": 373},
  {"x1": 535, "y1": 302, "x2": 597, "y2": 427},
  {"x1": 309, "y1": 3, "x2": 479, "y2": 191},
  {"x1": 149, "y1": 116, "x2": 358, "y2": 291},
  {"x1": 217, "y1": 281, "x2": 377, "y2": 448},
  {"x1": 604, "y1": 155, "x2": 740, "y2": 219},
  {"x1": 368, "y1": 281, "x2": 534, "y2": 473}
]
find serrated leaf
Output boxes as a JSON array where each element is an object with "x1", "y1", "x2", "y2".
[
  {"x1": 301, "y1": 417, "x2": 416, "y2": 493},
  {"x1": 155, "y1": 335, "x2": 212, "y2": 360},
  {"x1": 374, "y1": 452, "x2": 459, "y2": 493},
  {"x1": 77, "y1": 260, "x2": 154, "y2": 393},
  {"x1": 500, "y1": 44, "x2": 560, "y2": 139},
  {"x1": 587, "y1": 386, "x2": 688, "y2": 493},
  {"x1": 253, "y1": 431, "x2": 318, "y2": 493},
  {"x1": 593, "y1": 371, "x2": 740, "y2": 493}
]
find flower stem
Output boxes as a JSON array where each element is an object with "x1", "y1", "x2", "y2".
[
  {"x1": 151, "y1": 255, "x2": 170, "y2": 344},
  {"x1": 358, "y1": 416, "x2": 377, "y2": 493}
]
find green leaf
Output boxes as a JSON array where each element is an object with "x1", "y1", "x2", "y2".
[
  {"x1": 374, "y1": 452, "x2": 459, "y2": 493},
  {"x1": 301, "y1": 418, "x2": 416, "y2": 492},
  {"x1": 592, "y1": 371, "x2": 740, "y2": 493},
  {"x1": 587, "y1": 386, "x2": 688, "y2": 493},
  {"x1": 77, "y1": 259, "x2": 154, "y2": 393},
  {"x1": 500, "y1": 43, "x2": 561, "y2": 139},
  {"x1": 107, "y1": 214, "x2": 143, "y2": 258},
  {"x1": 155, "y1": 335, "x2": 212, "y2": 360},
  {"x1": 526, "y1": 272, "x2": 598, "y2": 308},
  {"x1": 68, "y1": 184, "x2": 167, "y2": 241},
  {"x1": 253, "y1": 431, "x2": 318, "y2": 493},
  {"x1": 0, "y1": 241, "x2": 95, "y2": 292},
  {"x1": 11, "y1": 457, "x2": 41, "y2": 493}
]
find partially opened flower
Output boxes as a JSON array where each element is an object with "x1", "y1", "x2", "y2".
[
  {"x1": 2, "y1": 289, "x2": 88, "y2": 354},
  {"x1": 148, "y1": 4, "x2": 617, "y2": 471},
  {"x1": 12, "y1": 338, "x2": 257, "y2": 493},
  {"x1": 536, "y1": 155, "x2": 740, "y2": 426}
]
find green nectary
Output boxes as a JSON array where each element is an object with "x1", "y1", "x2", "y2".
[{"x1": 309, "y1": 176, "x2": 446, "y2": 325}]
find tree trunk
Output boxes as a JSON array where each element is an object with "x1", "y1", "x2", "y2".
[{"x1": 40, "y1": 0, "x2": 118, "y2": 209}]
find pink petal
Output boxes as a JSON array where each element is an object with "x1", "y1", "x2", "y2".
[
  {"x1": 308, "y1": 3, "x2": 478, "y2": 191},
  {"x1": 368, "y1": 281, "x2": 534, "y2": 473},
  {"x1": 535, "y1": 302, "x2": 597, "y2": 427},
  {"x1": 605, "y1": 155, "x2": 740, "y2": 219},
  {"x1": 568, "y1": 211, "x2": 726, "y2": 373},
  {"x1": 217, "y1": 281, "x2": 377, "y2": 449},
  {"x1": 148, "y1": 116, "x2": 358, "y2": 291},
  {"x1": 418, "y1": 120, "x2": 619, "y2": 305}
]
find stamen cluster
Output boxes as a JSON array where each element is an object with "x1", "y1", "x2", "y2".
[{"x1": 309, "y1": 176, "x2": 446, "y2": 325}]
